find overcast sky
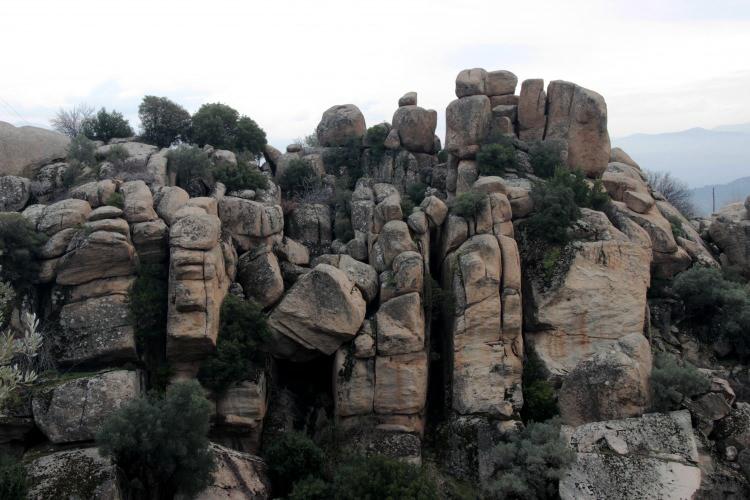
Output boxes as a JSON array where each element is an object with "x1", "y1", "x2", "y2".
[{"x1": 1, "y1": 0, "x2": 749, "y2": 150}]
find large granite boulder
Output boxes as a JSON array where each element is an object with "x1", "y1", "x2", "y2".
[
  {"x1": 709, "y1": 200, "x2": 749, "y2": 276},
  {"x1": 559, "y1": 333, "x2": 652, "y2": 426},
  {"x1": 392, "y1": 105, "x2": 438, "y2": 153},
  {"x1": 268, "y1": 264, "x2": 366, "y2": 358},
  {"x1": 188, "y1": 444, "x2": 270, "y2": 500},
  {"x1": 545, "y1": 81, "x2": 611, "y2": 177},
  {"x1": 0, "y1": 121, "x2": 69, "y2": 177},
  {"x1": 445, "y1": 95, "x2": 491, "y2": 157},
  {"x1": 218, "y1": 196, "x2": 284, "y2": 252},
  {"x1": 559, "y1": 411, "x2": 702, "y2": 500},
  {"x1": 0, "y1": 175, "x2": 31, "y2": 211},
  {"x1": 37, "y1": 198, "x2": 92, "y2": 235},
  {"x1": 121, "y1": 180, "x2": 158, "y2": 223},
  {"x1": 518, "y1": 79, "x2": 546, "y2": 141},
  {"x1": 25, "y1": 447, "x2": 124, "y2": 499},
  {"x1": 56, "y1": 229, "x2": 137, "y2": 285},
  {"x1": 237, "y1": 249, "x2": 284, "y2": 309},
  {"x1": 32, "y1": 370, "x2": 142, "y2": 443},
  {"x1": 316, "y1": 104, "x2": 366, "y2": 147}
]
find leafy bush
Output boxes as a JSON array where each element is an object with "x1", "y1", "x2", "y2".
[
  {"x1": 521, "y1": 350, "x2": 558, "y2": 423},
  {"x1": 406, "y1": 182, "x2": 427, "y2": 206},
  {"x1": 279, "y1": 158, "x2": 319, "y2": 196},
  {"x1": 529, "y1": 141, "x2": 564, "y2": 179},
  {"x1": 264, "y1": 432, "x2": 324, "y2": 497},
  {"x1": 323, "y1": 139, "x2": 362, "y2": 188},
  {"x1": 477, "y1": 139, "x2": 518, "y2": 176},
  {"x1": 289, "y1": 476, "x2": 332, "y2": 500},
  {"x1": 138, "y1": 95, "x2": 192, "y2": 147},
  {"x1": 672, "y1": 266, "x2": 750, "y2": 355},
  {"x1": 81, "y1": 107, "x2": 134, "y2": 141},
  {"x1": 97, "y1": 380, "x2": 215, "y2": 498},
  {"x1": 650, "y1": 352, "x2": 710, "y2": 412},
  {"x1": 167, "y1": 145, "x2": 213, "y2": 195},
  {"x1": 451, "y1": 192, "x2": 486, "y2": 218},
  {"x1": 198, "y1": 295, "x2": 269, "y2": 394},
  {"x1": 332, "y1": 454, "x2": 438, "y2": 499},
  {"x1": 106, "y1": 192, "x2": 124, "y2": 209},
  {"x1": 0, "y1": 213, "x2": 45, "y2": 289},
  {"x1": 364, "y1": 124, "x2": 389, "y2": 163},
  {"x1": 0, "y1": 453, "x2": 27, "y2": 500},
  {"x1": 191, "y1": 103, "x2": 267, "y2": 156},
  {"x1": 235, "y1": 116, "x2": 267, "y2": 158},
  {"x1": 106, "y1": 144, "x2": 130, "y2": 163},
  {"x1": 212, "y1": 160, "x2": 268, "y2": 192},
  {"x1": 66, "y1": 134, "x2": 96, "y2": 166},
  {"x1": 486, "y1": 419, "x2": 574, "y2": 499},
  {"x1": 667, "y1": 215, "x2": 686, "y2": 239},
  {"x1": 129, "y1": 265, "x2": 168, "y2": 342}
]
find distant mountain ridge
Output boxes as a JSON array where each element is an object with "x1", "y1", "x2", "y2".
[
  {"x1": 613, "y1": 124, "x2": 750, "y2": 188},
  {"x1": 689, "y1": 176, "x2": 750, "y2": 216}
]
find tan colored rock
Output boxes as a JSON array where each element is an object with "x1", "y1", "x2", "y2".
[
  {"x1": 518, "y1": 79, "x2": 546, "y2": 141},
  {"x1": 218, "y1": 196, "x2": 284, "y2": 251},
  {"x1": 392, "y1": 251, "x2": 424, "y2": 297},
  {"x1": 455, "y1": 68, "x2": 487, "y2": 97},
  {"x1": 215, "y1": 375, "x2": 267, "y2": 429},
  {"x1": 559, "y1": 333, "x2": 652, "y2": 426},
  {"x1": 456, "y1": 160, "x2": 478, "y2": 195},
  {"x1": 374, "y1": 351, "x2": 428, "y2": 414},
  {"x1": 56, "y1": 231, "x2": 137, "y2": 285},
  {"x1": 486, "y1": 70, "x2": 518, "y2": 96},
  {"x1": 370, "y1": 220, "x2": 417, "y2": 272},
  {"x1": 377, "y1": 292, "x2": 425, "y2": 355},
  {"x1": 131, "y1": 219, "x2": 169, "y2": 264},
  {"x1": 624, "y1": 190, "x2": 654, "y2": 214},
  {"x1": 39, "y1": 228, "x2": 78, "y2": 259},
  {"x1": 237, "y1": 250, "x2": 284, "y2": 309},
  {"x1": 610, "y1": 147, "x2": 640, "y2": 169},
  {"x1": 0, "y1": 175, "x2": 31, "y2": 211},
  {"x1": 334, "y1": 348, "x2": 375, "y2": 416},
  {"x1": 121, "y1": 180, "x2": 158, "y2": 223},
  {"x1": 392, "y1": 106, "x2": 438, "y2": 153},
  {"x1": 268, "y1": 264, "x2": 366, "y2": 356},
  {"x1": 445, "y1": 95, "x2": 491, "y2": 154},
  {"x1": 472, "y1": 176, "x2": 508, "y2": 195},
  {"x1": 37, "y1": 199, "x2": 92, "y2": 235},
  {"x1": 274, "y1": 236, "x2": 310, "y2": 266},
  {"x1": 87, "y1": 205, "x2": 123, "y2": 221},
  {"x1": 0, "y1": 121, "x2": 69, "y2": 177},
  {"x1": 709, "y1": 201, "x2": 750, "y2": 275},
  {"x1": 287, "y1": 203, "x2": 331, "y2": 246},
  {"x1": 69, "y1": 180, "x2": 117, "y2": 208},
  {"x1": 398, "y1": 92, "x2": 417, "y2": 107},
  {"x1": 420, "y1": 195, "x2": 448, "y2": 227},
  {"x1": 170, "y1": 213, "x2": 222, "y2": 251},
  {"x1": 25, "y1": 447, "x2": 124, "y2": 499},
  {"x1": 546, "y1": 81, "x2": 611, "y2": 177},
  {"x1": 192, "y1": 444, "x2": 270, "y2": 500},
  {"x1": 156, "y1": 186, "x2": 190, "y2": 225},
  {"x1": 316, "y1": 104, "x2": 366, "y2": 147}
]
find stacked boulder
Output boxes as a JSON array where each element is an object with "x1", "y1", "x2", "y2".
[{"x1": 708, "y1": 196, "x2": 750, "y2": 276}]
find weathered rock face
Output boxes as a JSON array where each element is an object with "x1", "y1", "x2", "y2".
[
  {"x1": 0, "y1": 121, "x2": 69, "y2": 177},
  {"x1": 56, "y1": 229, "x2": 138, "y2": 285},
  {"x1": 518, "y1": 79, "x2": 546, "y2": 141},
  {"x1": 559, "y1": 333, "x2": 652, "y2": 426},
  {"x1": 392, "y1": 105, "x2": 438, "y2": 153},
  {"x1": 121, "y1": 180, "x2": 158, "y2": 223},
  {"x1": 316, "y1": 104, "x2": 366, "y2": 147},
  {"x1": 25, "y1": 447, "x2": 124, "y2": 499},
  {"x1": 709, "y1": 200, "x2": 750, "y2": 276},
  {"x1": 268, "y1": 264, "x2": 366, "y2": 357},
  {"x1": 286, "y1": 203, "x2": 331, "y2": 250},
  {"x1": 167, "y1": 212, "x2": 231, "y2": 364},
  {"x1": 560, "y1": 411, "x2": 702, "y2": 500},
  {"x1": 525, "y1": 210, "x2": 651, "y2": 378},
  {"x1": 214, "y1": 375, "x2": 268, "y2": 453},
  {"x1": 445, "y1": 95, "x2": 491, "y2": 157},
  {"x1": 237, "y1": 249, "x2": 284, "y2": 309},
  {"x1": 186, "y1": 444, "x2": 270, "y2": 500},
  {"x1": 0, "y1": 175, "x2": 31, "y2": 211},
  {"x1": 545, "y1": 81, "x2": 610, "y2": 177},
  {"x1": 32, "y1": 370, "x2": 142, "y2": 443},
  {"x1": 218, "y1": 196, "x2": 284, "y2": 252}
]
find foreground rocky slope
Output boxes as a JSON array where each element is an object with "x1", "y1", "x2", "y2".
[{"x1": 1, "y1": 68, "x2": 749, "y2": 499}]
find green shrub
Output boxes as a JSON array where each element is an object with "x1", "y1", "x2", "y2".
[
  {"x1": 167, "y1": 145, "x2": 213, "y2": 195},
  {"x1": 81, "y1": 107, "x2": 134, "y2": 141},
  {"x1": 0, "y1": 454, "x2": 26, "y2": 500},
  {"x1": 364, "y1": 124, "x2": 388, "y2": 163},
  {"x1": 279, "y1": 158, "x2": 318, "y2": 195},
  {"x1": 529, "y1": 141, "x2": 564, "y2": 178},
  {"x1": 332, "y1": 454, "x2": 438, "y2": 499},
  {"x1": 129, "y1": 265, "x2": 168, "y2": 342},
  {"x1": 486, "y1": 419, "x2": 574, "y2": 500},
  {"x1": 451, "y1": 192, "x2": 486, "y2": 218},
  {"x1": 323, "y1": 139, "x2": 361, "y2": 188},
  {"x1": 406, "y1": 182, "x2": 427, "y2": 206},
  {"x1": 138, "y1": 95, "x2": 192, "y2": 147},
  {"x1": 212, "y1": 160, "x2": 269, "y2": 192},
  {"x1": 650, "y1": 352, "x2": 710, "y2": 412},
  {"x1": 524, "y1": 181, "x2": 579, "y2": 246},
  {"x1": 521, "y1": 350, "x2": 558, "y2": 423},
  {"x1": 288, "y1": 476, "x2": 332, "y2": 500},
  {"x1": 198, "y1": 294, "x2": 269, "y2": 394},
  {"x1": 97, "y1": 380, "x2": 215, "y2": 498},
  {"x1": 106, "y1": 144, "x2": 130, "y2": 163},
  {"x1": 0, "y1": 213, "x2": 45, "y2": 289},
  {"x1": 61, "y1": 161, "x2": 83, "y2": 189},
  {"x1": 334, "y1": 214, "x2": 355, "y2": 242},
  {"x1": 672, "y1": 266, "x2": 750, "y2": 355},
  {"x1": 667, "y1": 215, "x2": 686, "y2": 239},
  {"x1": 67, "y1": 134, "x2": 96, "y2": 166},
  {"x1": 437, "y1": 149, "x2": 448, "y2": 163},
  {"x1": 477, "y1": 140, "x2": 517, "y2": 176},
  {"x1": 235, "y1": 116, "x2": 267, "y2": 158},
  {"x1": 264, "y1": 432, "x2": 324, "y2": 497},
  {"x1": 105, "y1": 192, "x2": 124, "y2": 209}
]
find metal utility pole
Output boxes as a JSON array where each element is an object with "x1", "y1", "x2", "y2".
[{"x1": 712, "y1": 187, "x2": 716, "y2": 213}]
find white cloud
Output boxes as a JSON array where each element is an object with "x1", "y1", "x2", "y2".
[{"x1": 1, "y1": 0, "x2": 749, "y2": 147}]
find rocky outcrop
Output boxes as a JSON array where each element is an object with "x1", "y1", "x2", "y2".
[
  {"x1": 189, "y1": 444, "x2": 270, "y2": 499},
  {"x1": 316, "y1": 104, "x2": 366, "y2": 147},
  {"x1": 709, "y1": 198, "x2": 749, "y2": 276},
  {"x1": 559, "y1": 333, "x2": 652, "y2": 425},
  {"x1": 25, "y1": 447, "x2": 124, "y2": 499},
  {"x1": 32, "y1": 370, "x2": 142, "y2": 443},
  {"x1": 0, "y1": 121, "x2": 69, "y2": 177},
  {"x1": 560, "y1": 411, "x2": 702, "y2": 500},
  {"x1": 0, "y1": 175, "x2": 31, "y2": 211}
]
